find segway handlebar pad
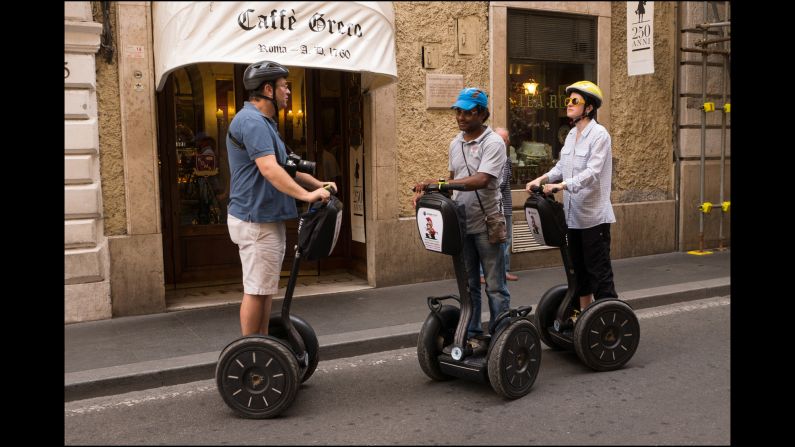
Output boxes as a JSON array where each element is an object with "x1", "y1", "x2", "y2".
[
  {"x1": 524, "y1": 190, "x2": 567, "y2": 247},
  {"x1": 298, "y1": 195, "x2": 344, "y2": 261},
  {"x1": 416, "y1": 190, "x2": 466, "y2": 256}
]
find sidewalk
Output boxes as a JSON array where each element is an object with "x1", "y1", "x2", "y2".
[{"x1": 65, "y1": 250, "x2": 730, "y2": 401}]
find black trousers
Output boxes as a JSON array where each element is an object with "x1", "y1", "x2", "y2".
[{"x1": 568, "y1": 223, "x2": 617, "y2": 300}]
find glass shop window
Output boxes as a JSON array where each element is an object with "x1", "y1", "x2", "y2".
[
  {"x1": 506, "y1": 9, "x2": 596, "y2": 187},
  {"x1": 172, "y1": 65, "x2": 234, "y2": 226},
  {"x1": 171, "y1": 64, "x2": 307, "y2": 225}
]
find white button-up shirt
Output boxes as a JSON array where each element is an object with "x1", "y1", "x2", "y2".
[{"x1": 546, "y1": 119, "x2": 616, "y2": 229}]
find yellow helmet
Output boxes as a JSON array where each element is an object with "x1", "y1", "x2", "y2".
[{"x1": 566, "y1": 81, "x2": 603, "y2": 108}]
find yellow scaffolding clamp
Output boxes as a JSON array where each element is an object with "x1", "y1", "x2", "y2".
[
  {"x1": 698, "y1": 202, "x2": 714, "y2": 214},
  {"x1": 721, "y1": 201, "x2": 731, "y2": 213},
  {"x1": 702, "y1": 102, "x2": 715, "y2": 112},
  {"x1": 722, "y1": 103, "x2": 730, "y2": 113},
  {"x1": 688, "y1": 249, "x2": 713, "y2": 256}
]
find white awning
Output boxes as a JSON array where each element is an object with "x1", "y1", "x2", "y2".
[{"x1": 153, "y1": 2, "x2": 397, "y2": 92}]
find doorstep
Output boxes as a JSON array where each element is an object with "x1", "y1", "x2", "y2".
[{"x1": 165, "y1": 272, "x2": 372, "y2": 311}]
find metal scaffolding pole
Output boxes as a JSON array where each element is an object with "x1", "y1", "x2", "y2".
[
  {"x1": 717, "y1": 1, "x2": 730, "y2": 250},
  {"x1": 681, "y1": 1, "x2": 730, "y2": 255},
  {"x1": 697, "y1": 1, "x2": 708, "y2": 253}
]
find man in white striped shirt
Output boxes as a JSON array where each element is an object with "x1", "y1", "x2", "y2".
[{"x1": 525, "y1": 81, "x2": 617, "y2": 313}]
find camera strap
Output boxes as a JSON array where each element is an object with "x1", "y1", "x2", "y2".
[
  {"x1": 226, "y1": 114, "x2": 292, "y2": 166},
  {"x1": 226, "y1": 131, "x2": 246, "y2": 151},
  {"x1": 460, "y1": 141, "x2": 501, "y2": 218}
]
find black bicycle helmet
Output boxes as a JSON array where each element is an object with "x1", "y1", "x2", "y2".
[{"x1": 243, "y1": 60, "x2": 289, "y2": 91}]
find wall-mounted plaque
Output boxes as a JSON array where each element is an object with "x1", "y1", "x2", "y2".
[{"x1": 426, "y1": 74, "x2": 464, "y2": 109}]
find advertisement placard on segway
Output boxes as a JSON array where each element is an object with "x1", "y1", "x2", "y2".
[
  {"x1": 524, "y1": 207, "x2": 546, "y2": 246},
  {"x1": 523, "y1": 193, "x2": 566, "y2": 247},
  {"x1": 415, "y1": 192, "x2": 463, "y2": 256},
  {"x1": 417, "y1": 208, "x2": 444, "y2": 252}
]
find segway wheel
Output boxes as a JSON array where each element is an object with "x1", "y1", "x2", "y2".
[
  {"x1": 573, "y1": 299, "x2": 640, "y2": 371},
  {"x1": 268, "y1": 314, "x2": 319, "y2": 383},
  {"x1": 487, "y1": 319, "x2": 542, "y2": 399},
  {"x1": 417, "y1": 305, "x2": 459, "y2": 381},
  {"x1": 535, "y1": 284, "x2": 569, "y2": 350},
  {"x1": 216, "y1": 336, "x2": 300, "y2": 419}
]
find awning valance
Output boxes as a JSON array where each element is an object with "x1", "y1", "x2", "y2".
[{"x1": 153, "y1": 2, "x2": 397, "y2": 92}]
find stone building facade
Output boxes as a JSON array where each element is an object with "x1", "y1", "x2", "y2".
[{"x1": 64, "y1": 1, "x2": 729, "y2": 322}]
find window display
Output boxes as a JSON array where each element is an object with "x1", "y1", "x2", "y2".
[
  {"x1": 506, "y1": 61, "x2": 593, "y2": 188},
  {"x1": 170, "y1": 65, "x2": 307, "y2": 226},
  {"x1": 506, "y1": 10, "x2": 596, "y2": 188}
]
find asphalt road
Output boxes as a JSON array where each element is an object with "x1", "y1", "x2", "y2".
[{"x1": 65, "y1": 296, "x2": 730, "y2": 445}]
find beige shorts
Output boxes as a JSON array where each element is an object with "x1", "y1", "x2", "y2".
[{"x1": 227, "y1": 214, "x2": 286, "y2": 296}]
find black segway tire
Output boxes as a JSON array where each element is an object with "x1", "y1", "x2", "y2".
[
  {"x1": 487, "y1": 319, "x2": 542, "y2": 399},
  {"x1": 535, "y1": 284, "x2": 569, "y2": 350},
  {"x1": 417, "y1": 305, "x2": 459, "y2": 381},
  {"x1": 573, "y1": 299, "x2": 640, "y2": 371},
  {"x1": 268, "y1": 314, "x2": 319, "y2": 383},
  {"x1": 216, "y1": 336, "x2": 300, "y2": 419}
]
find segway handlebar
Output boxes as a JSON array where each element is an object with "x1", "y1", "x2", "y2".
[
  {"x1": 308, "y1": 183, "x2": 339, "y2": 212},
  {"x1": 529, "y1": 184, "x2": 560, "y2": 195},
  {"x1": 414, "y1": 181, "x2": 468, "y2": 193}
]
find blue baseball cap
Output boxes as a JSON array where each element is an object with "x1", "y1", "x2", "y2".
[{"x1": 451, "y1": 87, "x2": 489, "y2": 111}]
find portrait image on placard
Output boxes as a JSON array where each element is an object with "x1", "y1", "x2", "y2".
[
  {"x1": 525, "y1": 207, "x2": 546, "y2": 246},
  {"x1": 417, "y1": 207, "x2": 444, "y2": 252}
]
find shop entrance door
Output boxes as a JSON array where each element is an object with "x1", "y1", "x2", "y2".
[
  {"x1": 304, "y1": 69, "x2": 368, "y2": 274},
  {"x1": 159, "y1": 65, "x2": 365, "y2": 287},
  {"x1": 158, "y1": 65, "x2": 241, "y2": 286}
]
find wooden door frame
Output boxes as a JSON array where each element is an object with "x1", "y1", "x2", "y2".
[
  {"x1": 157, "y1": 80, "x2": 177, "y2": 284},
  {"x1": 305, "y1": 69, "x2": 355, "y2": 272},
  {"x1": 158, "y1": 68, "x2": 242, "y2": 286},
  {"x1": 159, "y1": 66, "x2": 367, "y2": 285}
]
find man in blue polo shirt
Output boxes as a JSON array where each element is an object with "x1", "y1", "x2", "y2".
[{"x1": 226, "y1": 60, "x2": 335, "y2": 337}]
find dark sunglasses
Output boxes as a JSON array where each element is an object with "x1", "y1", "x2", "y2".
[{"x1": 453, "y1": 108, "x2": 480, "y2": 117}]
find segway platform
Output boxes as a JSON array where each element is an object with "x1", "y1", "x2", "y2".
[
  {"x1": 524, "y1": 187, "x2": 640, "y2": 371},
  {"x1": 217, "y1": 194, "x2": 342, "y2": 418},
  {"x1": 415, "y1": 183, "x2": 541, "y2": 398}
]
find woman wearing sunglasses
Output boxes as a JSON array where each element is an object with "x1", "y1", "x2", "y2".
[{"x1": 524, "y1": 80, "x2": 617, "y2": 314}]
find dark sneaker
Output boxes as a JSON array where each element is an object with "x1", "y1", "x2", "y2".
[
  {"x1": 467, "y1": 338, "x2": 488, "y2": 356},
  {"x1": 473, "y1": 333, "x2": 491, "y2": 343}
]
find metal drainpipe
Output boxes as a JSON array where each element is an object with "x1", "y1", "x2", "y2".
[
  {"x1": 673, "y1": 1, "x2": 681, "y2": 251},
  {"x1": 717, "y1": 1, "x2": 729, "y2": 250},
  {"x1": 697, "y1": 0, "x2": 708, "y2": 252}
]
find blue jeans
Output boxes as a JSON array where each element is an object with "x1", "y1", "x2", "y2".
[{"x1": 463, "y1": 231, "x2": 511, "y2": 338}]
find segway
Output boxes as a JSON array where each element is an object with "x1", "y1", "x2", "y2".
[
  {"x1": 415, "y1": 181, "x2": 541, "y2": 398},
  {"x1": 525, "y1": 186, "x2": 639, "y2": 371},
  {"x1": 216, "y1": 187, "x2": 343, "y2": 418}
]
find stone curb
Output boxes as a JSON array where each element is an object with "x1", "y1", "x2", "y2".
[{"x1": 65, "y1": 277, "x2": 729, "y2": 402}]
